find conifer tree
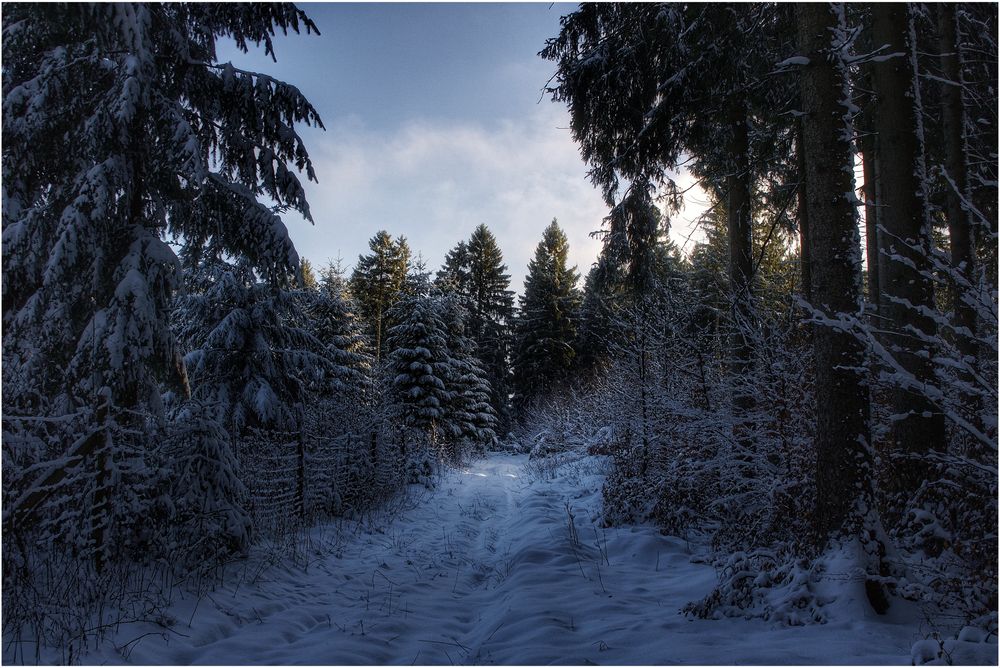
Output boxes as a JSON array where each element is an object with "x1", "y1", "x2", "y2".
[
  {"x1": 438, "y1": 295, "x2": 498, "y2": 449},
  {"x1": 385, "y1": 297, "x2": 453, "y2": 440},
  {"x1": 465, "y1": 225, "x2": 515, "y2": 430},
  {"x1": 435, "y1": 241, "x2": 472, "y2": 295},
  {"x1": 795, "y1": 1, "x2": 886, "y2": 612},
  {"x1": 163, "y1": 404, "x2": 252, "y2": 562},
  {"x1": 871, "y1": 2, "x2": 947, "y2": 485},
  {"x1": 1, "y1": 3, "x2": 321, "y2": 568},
  {"x1": 436, "y1": 225, "x2": 515, "y2": 431},
  {"x1": 297, "y1": 284, "x2": 369, "y2": 394},
  {"x1": 542, "y1": 3, "x2": 801, "y2": 441},
  {"x1": 299, "y1": 258, "x2": 319, "y2": 290},
  {"x1": 512, "y1": 220, "x2": 582, "y2": 411},
  {"x1": 576, "y1": 257, "x2": 627, "y2": 378},
  {"x1": 350, "y1": 231, "x2": 411, "y2": 362},
  {"x1": 175, "y1": 257, "x2": 334, "y2": 436},
  {"x1": 405, "y1": 253, "x2": 433, "y2": 299},
  {"x1": 309, "y1": 257, "x2": 369, "y2": 380},
  {"x1": 318, "y1": 257, "x2": 352, "y2": 300}
]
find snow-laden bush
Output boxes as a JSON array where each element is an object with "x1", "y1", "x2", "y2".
[
  {"x1": 685, "y1": 548, "x2": 829, "y2": 625},
  {"x1": 160, "y1": 405, "x2": 251, "y2": 566}
]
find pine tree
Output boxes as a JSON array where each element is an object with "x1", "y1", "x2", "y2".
[
  {"x1": 175, "y1": 257, "x2": 335, "y2": 436},
  {"x1": 350, "y1": 231, "x2": 411, "y2": 362},
  {"x1": 1, "y1": 3, "x2": 321, "y2": 569},
  {"x1": 795, "y1": 1, "x2": 886, "y2": 613},
  {"x1": 871, "y1": 2, "x2": 947, "y2": 485},
  {"x1": 385, "y1": 297, "x2": 453, "y2": 441},
  {"x1": 436, "y1": 226, "x2": 515, "y2": 431},
  {"x1": 435, "y1": 241, "x2": 472, "y2": 295},
  {"x1": 512, "y1": 219, "x2": 582, "y2": 411},
  {"x1": 438, "y1": 295, "x2": 498, "y2": 450}
]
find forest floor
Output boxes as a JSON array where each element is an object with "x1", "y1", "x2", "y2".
[{"x1": 77, "y1": 449, "x2": 994, "y2": 665}]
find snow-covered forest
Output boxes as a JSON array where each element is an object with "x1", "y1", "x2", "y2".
[{"x1": 2, "y1": 3, "x2": 997, "y2": 665}]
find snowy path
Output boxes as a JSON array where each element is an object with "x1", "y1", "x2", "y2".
[{"x1": 92, "y1": 452, "x2": 982, "y2": 665}]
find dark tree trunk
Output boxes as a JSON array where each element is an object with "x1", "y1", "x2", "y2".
[
  {"x1": 871, "y1": 2, "x2": 947, "y2": 484},
  {"x1": 938, "y1": 2, "x2": 980, "y2": 430},
  {"x1": 796, "y1": 2, "x2": 888, "y2": 614},
  {"x1": 726, "y1": 96, "x2": 755, "y2": 432}
]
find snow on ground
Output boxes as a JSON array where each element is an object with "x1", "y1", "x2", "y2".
[{"x1": 78, "y1": 450, "x2": 995, "y2": 665}]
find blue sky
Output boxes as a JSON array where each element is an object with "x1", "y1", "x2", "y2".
[{"x1": 219, "y1": 3, "x2": 706, "y2": 291}]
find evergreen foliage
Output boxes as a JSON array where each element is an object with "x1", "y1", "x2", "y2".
[
  {"x1": 385, "y1": 295, "x2": 497, "y2": 459},
  {"x1": 438, "y1": 295, "x2": 499, "y2": 448},
  {"x1": 1, "y1": 2, "x2": 322, "y2": 578},
  {"x1": 350, "y1": 231, "x2": 411, "y2": 361},
  {"x1": 299, "y1": 258, "x2": 319, "y2": 290},
  {"x1": 174, "y1": 257, "x2": 335, "y2": 435},
  {"x1": 436, "y1": 225, "x2": 515, "y2": 432},
  {"x1": 2, "y1": 3, "x2": 997, "y2": 659},
  {"x1": 436, "y1": 240, "x2": 472, "y2": 294},
  {"x1": 575, "y1": 258, "x2": 627, "y2": 378},
  {"x1": 512, "y1": 220, "x2": 582, "y2": 411},
  {"x1": 385, "y1": 296, "x2": 453, "y2": 437}
]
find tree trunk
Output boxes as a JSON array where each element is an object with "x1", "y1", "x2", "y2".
[
  {"x1": 938, "y1": 2, "x2": 980, "y2": 431},
  {"x1": 871, "y1": 2, "x2": 946, "y2": 485},
  {"x1": 375, "y1": 302, "x2": 383, "y2": 364},
  {"x1": 726, "y1": 95, "x2": 755, "y2": 435},
  {"x1": 797, "y1": 2, "x2": 887, "y2": 613}
]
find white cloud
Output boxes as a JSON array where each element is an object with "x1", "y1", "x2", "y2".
[
  {"x1": 284, "y1": 105, "x2": 608, "y2": 293},
  {"x1": 284, "y1": 105, "x2": 712, "y2": 294}
]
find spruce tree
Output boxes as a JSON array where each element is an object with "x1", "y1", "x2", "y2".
[
  {"x1": 465, "y1": 225, "x2": 515, "y2": 431},
  {"x1": 319, "y1": 257, "x2": 352, "y2": 300},
  {"x1": 512, "y1": 219, "x2": 582, "y2": 411},
  {"x1": 871, "y1": 3, "x2": 947, "y2": 487},
  {"x1": 436, "y1": 225, "x2": 515, "y2": 431},
  {"x1": 299, "y1": 258, "x2": 319, "y2": 290},
  {"x1": 297, "y1": 284, "x2": 369, "y2": 395},
  {"x1": 405, "y1": 253, "x2": 433, "y2": 299},
  {"x1": 435, "y1": 241, "x2": 472, "y2": 295},
  {"x1": 577, "y1": 257, "x2": 628, "y2": 378},
  {"x1": 438, "y1": 295, "x2": 498, "y2": 450},
  {"x1": 385, "y1": 297, "x2": 453, "y2": 441},
  {"x1": 795, "y1": 1, "x2": 886, "y2": 612},
  {"x1": 350, "y1": 231, "x2": 411, "y2": 362},
  {"x1": 2, "y1": 3, "x2": 321, "y2": 569},
  {"x1": 175, "y1": 256, "x2": 335, "y2": 436}
]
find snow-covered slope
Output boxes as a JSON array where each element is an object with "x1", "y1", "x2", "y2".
[{"x1": 78, "y1": 451, "x2": 995, "y2": 665}]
